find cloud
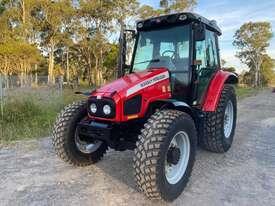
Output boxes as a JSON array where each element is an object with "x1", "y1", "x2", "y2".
[{"x1": 195, "y1": 0, "x2": 275, "y2": 69}]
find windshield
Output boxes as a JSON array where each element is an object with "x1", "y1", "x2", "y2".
[{"x1": 132, "y1": 25, "x2": 190, "y2": 72}]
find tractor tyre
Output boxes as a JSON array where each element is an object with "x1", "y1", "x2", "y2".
[
  {"x1": 134, "y1": 110, "x2": 197, "y2": 201},
  {"x1": 201, "y1": 84, "x2": 237, "y2": 153},
  {"x1": 52, "y1": 101, "x2": 107, "y2": 166}
]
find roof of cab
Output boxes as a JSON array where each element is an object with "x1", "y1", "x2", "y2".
[{"x1": 137, "y1": 12, "x2": 222, "y2": 36}]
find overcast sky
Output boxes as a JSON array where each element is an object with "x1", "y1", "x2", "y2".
[{"x1": 139, "y1": 0, "x2": 275, "y2": 73}]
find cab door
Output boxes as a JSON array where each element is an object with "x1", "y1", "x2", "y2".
[{"x1": 194, "y1": 30, "x2": 220, "y2": 104}]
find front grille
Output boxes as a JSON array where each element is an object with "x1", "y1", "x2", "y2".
[{"x1": 88, "y1": 97, "x2": 116, "y2": 118}]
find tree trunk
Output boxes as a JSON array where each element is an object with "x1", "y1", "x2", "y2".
[
  {"x1": 66, "y1": 49, "x2": 70, "y2": 83},
  {"x1": 48, "y1": 46, "x2": 55, "y2": 85},
  {"x1": 35, "y1": 64, "x2": 38, "y2": 85}
]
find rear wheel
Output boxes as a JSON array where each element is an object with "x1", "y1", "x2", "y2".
[
  {"x1": 134, "y1": 110, "x2": 197, "y2": 201},
  {"x1": 201, "y1": 84, "x2": 237, "y2": 153},
  {"x1": 52, "y1": 101, "x2": 108, "y2": 166}
]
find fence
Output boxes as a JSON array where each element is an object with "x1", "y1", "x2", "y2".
[{"x1": 0, "y1": 75, "x2": 65, "y2": 119}]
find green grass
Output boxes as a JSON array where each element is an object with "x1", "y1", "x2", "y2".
[
  {"x1": 236, "y1": 86, "x2": 261, "y2": 99},
  {"x1": 0, "y1": 86, "x2": 261, "y2": 144},
  {"x1": 0, "y1": 88, "x2": 84, "y2": 144}
]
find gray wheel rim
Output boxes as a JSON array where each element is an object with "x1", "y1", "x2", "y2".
[
  {"x1": 75, "y1": 129, "x2": 102, "y2": 154},
  {"x1": 224, "y1": 100, "x2": 234, "y2": 138},
  {"x1": 165, "y1": 131, "x2": 190, "y2": 185}
]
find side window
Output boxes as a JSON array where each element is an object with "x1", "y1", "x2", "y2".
[
  {"x1": 195, "y1": 39, "x2": 207, "y2": 68},
  {"x1": 195, "y1": 30, "x2": 219, "y2": 69},
  {"x1": 205, "y1": 31, "x2": 218, "y2": 68}
]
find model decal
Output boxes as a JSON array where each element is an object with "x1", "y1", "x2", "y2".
[{"x1": 126, "y1": 71, "x2": 169, "y2": 97}]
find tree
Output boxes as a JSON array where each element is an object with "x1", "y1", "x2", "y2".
[
  {"x1": 32, "y1": 0, "x2": 74, "y2": 84},
  {"x1": 74, "y1": 0, "x2": 138, "y2": 86},
  {"x1": 138, "y1": 0, "x2": 196, "y2": 19},
  {"x1": 233, "y1": 22, "x2": 273, "y2": 87},
  {"x1": 260, "y1": 55, "x2": 275, "y2": 86}
]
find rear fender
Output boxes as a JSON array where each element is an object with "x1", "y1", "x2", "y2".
[{"x1": 202, "y1": 70, "x2": 238, "y2": 112}]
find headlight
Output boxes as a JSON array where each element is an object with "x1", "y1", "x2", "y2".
[
  {"x1": 90, "y1": 103, "x2": 97, "y2": 113},
  {"x1": 103, "y1": 104, "x2": 111, "y2": 115}
]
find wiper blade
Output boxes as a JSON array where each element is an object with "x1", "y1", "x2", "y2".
[{"x1": 134, "y1": 59, "x2": 160, "y2": 65}]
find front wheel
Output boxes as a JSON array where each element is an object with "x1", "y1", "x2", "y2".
[
  {"x1": 134, "y1": 110, "x2": 197, "y2": 201},
  {"x1": 52, "y1": 101, "x2": 108, "y2": 166}
]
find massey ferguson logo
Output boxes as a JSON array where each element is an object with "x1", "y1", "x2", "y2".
[
  {"x1": 126, "y1": 71, "x2": 169, "y2": 97},
  {"x1": 140, "y1": 74, "x2": 166, "y2": 88}
]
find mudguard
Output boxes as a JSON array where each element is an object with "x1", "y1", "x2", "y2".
[
  {"x1": 156, "y1": 99, "x2": 194, "y2": 117},
  {"x1": 202, "y1": 70, "x2": 238, "y2": 112}
]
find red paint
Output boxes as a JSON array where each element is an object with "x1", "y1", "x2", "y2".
[
  {"x1": 202, "y1": 70, "x2": 238, "y2": 112},
  {"x1": 89, "y1": 68, "x2": 171, "y2": 122}
]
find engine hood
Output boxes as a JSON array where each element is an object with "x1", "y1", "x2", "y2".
[{"x1": 93, "y1": 68, "x2": 169, "y2": 98}]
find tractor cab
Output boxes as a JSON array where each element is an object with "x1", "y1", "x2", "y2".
[{"x1": 120, "y1": 13, "x2": 222, "y2": 105}]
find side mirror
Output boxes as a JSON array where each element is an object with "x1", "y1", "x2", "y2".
[{"x1": 194, "y1": 22, "x2": 206, "y2": 41}]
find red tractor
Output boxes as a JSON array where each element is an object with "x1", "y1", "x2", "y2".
[{"x1": 53, "y1": 12, "x2": 238, "y2": 201}]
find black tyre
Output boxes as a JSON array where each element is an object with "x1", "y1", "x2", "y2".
[
  {"x1": 52, "y1": 101, "x2": 107, "y2": 166},
  {"x1": 201, "y1": 84, "x2": 237, "y2": 153},
  {"x1": 134, "y1": 110, "x2": 197, "y2": 201}
]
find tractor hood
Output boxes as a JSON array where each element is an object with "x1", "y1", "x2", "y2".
[{"x1": 93, "y1": 68, "x2": 170, "y2": 98}]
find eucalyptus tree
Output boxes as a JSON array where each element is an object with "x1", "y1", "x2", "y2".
[
  {"x1": 233, "y1": 22, "x2": 273, "y2": 87},
  {"x1": 31, "y1": 0, "x2": 74, "y2": 84},
  {"x1": 139, "y1": 0, "x2": 197, "y2": 19},
  {"x1": 73, "y1": 0, "x2": 138, "y2": 86},
  {"x1": 0, "y1": 0, "x2": 41, "y2": 86}
]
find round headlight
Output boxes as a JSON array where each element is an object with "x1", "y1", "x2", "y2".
[
  {"x1": 103, "y1": 105, "x2": 111, "y2": 115},
  {"x1": 90, "y1": 103, "x2": 97, "y2": 113}
]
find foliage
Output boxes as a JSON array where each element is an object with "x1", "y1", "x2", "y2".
[
  {"x1": 233, "y1": 22, "x2": 273, "y2": 87},
  {"x1": 139, "y1": 0, "x2": 196, "y2": 19},
  {"x1": 260, "y1": 55, "x2": 275, "y2": 86},
  {"x1": 0, "y1": 40, "x2": 41, "y2": 76}
]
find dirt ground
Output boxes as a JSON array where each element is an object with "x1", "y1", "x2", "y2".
[{"x1": 1, "y1": 90, "x2": 275, "y2": 206}]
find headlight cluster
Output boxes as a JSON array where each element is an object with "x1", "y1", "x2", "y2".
[
  {"x1": 88, "y1": 97, "x2": 115, "y2": 118},
  {"x1": 90, "y1": 103, "x2": 112, "y2": 115}
]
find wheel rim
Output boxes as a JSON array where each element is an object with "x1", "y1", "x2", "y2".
[
  {"x1": 224, "y1": 100, "x2": 234, "y2": 138},
  {"x1": 75, "y1": 129, "x2": 103, "y2": 154},
  {"x1": 165, "y1": 131, "x2": 190, "y2": 185}
]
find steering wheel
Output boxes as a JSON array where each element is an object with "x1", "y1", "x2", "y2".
[{"x1": 161, "y1": 50, "x2": 176, "y2": 59}]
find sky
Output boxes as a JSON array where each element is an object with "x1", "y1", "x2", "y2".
[{"x1": 139, "y1": 0, "x2": 275, "y2": 73}]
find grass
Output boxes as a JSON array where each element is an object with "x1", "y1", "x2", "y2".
[
  {"x1": 0, "y1": 88, "x2": 85, "y2": 144},
  {"x1": 0, "y1": 86, "x2": 261, "y2": 144},
  {"x1": 236, "y1": 86, "x2": 261, "y2": 99}
]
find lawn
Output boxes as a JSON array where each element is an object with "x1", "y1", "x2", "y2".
[{"x1": 0, "y1": 86, "x2": 261, "y2": 144}]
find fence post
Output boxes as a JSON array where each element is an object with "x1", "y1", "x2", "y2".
[
  {"x1": 59, "y1": 76, "x2": 63, "y2": 96},
  {"x1": 0, "y1": 75, "x2": 4, "y2": 119}
]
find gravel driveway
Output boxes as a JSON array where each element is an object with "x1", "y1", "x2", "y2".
[{"x1": 1, "y1": 90, "x2": 275, "y2": 206}]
